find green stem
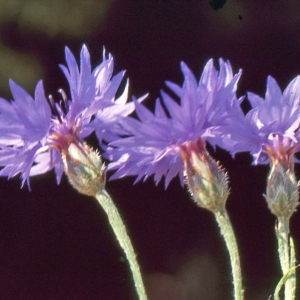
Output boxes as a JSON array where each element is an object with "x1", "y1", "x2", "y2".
[
  {"x1": 276, "y1": 217, "x2": 296, "y2": 300},
  {"x1": 274, "y1": 264, "x2": 298, "y2": 300},
  {"x1": 289, "y1": 237, "x2": 296, "y2": 299},
  {"x1": 214, "y1": 206, "x2": 243, "y2": 300},
  {"x1": 95, "y1": 190, "x2": 147, "y2": 300}
]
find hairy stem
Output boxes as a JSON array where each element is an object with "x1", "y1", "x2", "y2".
[
  {"x1": 276, "y1": 217, "x2": 296, "y2": 300},
  {"x1": 95, "y1": 190, "x2": 147, "y2": 300},
  {"x1": 214, "y1": 206, "x2": 243, "y2": 300}
]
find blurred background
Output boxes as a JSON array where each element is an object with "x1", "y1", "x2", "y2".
[{"x1": 0, "y1": 0, "x2": 300, "y2": 299}]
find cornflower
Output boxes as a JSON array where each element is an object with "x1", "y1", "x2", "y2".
[
  {"x1": 223, "y1": 75, "x2": 300, "y2": 168},
  {"x1": 0, "y1": 45, "x2": 141, "y2": 189},
  {"x1": 105, "y1": 59, "x2": 244, "y2": 300},
  {"x1": 223, "y1": 75, "x2": 300, "y2": 300},
  {"x1": 0, "y1": 45, "x2": 149, "y2": 299},
  {"x1": 106, "y1": 59, "x2": 242, "y2": 189}
]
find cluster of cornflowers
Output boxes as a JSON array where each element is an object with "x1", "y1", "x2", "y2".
[{"x1": 1, "y1": 45, "x2": 300, "y2": 300}]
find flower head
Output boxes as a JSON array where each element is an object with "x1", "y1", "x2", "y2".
[
  {"x1": 0, "y1": 45, "x2": 140, "y2": 189},
  {"x1": 62, "y1": 142, "x2": 106, "y2": 197},
  {"x1": 223, "y1": 75, "x2": 300, "y2": 169},
  {"x1": 222, "y1": 75, "x2": 300, "y2": 219},
  {"x1": 180, "y1": 139, "x2": 229, "y2": 212},
  {"x1": 264, "y1": 161, "x2": 299, "y2": 219},
  {"x1": 105, "y1": 59, "x2": 241, "y2": 188}
]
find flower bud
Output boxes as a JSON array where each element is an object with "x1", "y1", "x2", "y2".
[
  {"x1": 62, "y1": 142, "x2": 106, "y2": 196},
  {"x1": 180, "y1": 139, "x2": 229, "y2": 213},
  {"x1": 264, "y1": 162, "x2": 299, "y2": 219}
]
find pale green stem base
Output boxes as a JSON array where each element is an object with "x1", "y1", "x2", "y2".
[
  {"x1": 274, "y1": 237, "x2": 297, "y2": 300},
  {"x1": 289, "y1": 237, "x2": 296, "y2": 300},
  {"x1": 276, "y1": 217, "x2": 296, "y2": 300},
  {"x1": 95, "y1": 190, "x2": 147, "y2": 300},
  {"x1": 214, "y1": 206, "x2": 243, "y2": 300}
]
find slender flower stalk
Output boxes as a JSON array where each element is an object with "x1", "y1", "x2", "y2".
[
  {"x1": 289, "y1": 238, "x2": 297, "y2": 300},
  {"x1": 95, "y1": 191, "x2": 147, "y2": 300},
  {"x1": 105, "y1": 59, "x2": 244, "y2": 298},
  {"x1": 274, "y1": 256, "x2": 298, "y2": 300},
  {"x1": 275, "y1": 218, "x2": 296, "y2": 300},
  {"x1": 215, "y1": 207, "x2": 243, "y2": 300}
]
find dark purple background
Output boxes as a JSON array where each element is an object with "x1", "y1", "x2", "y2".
[{"x1": 1, "y1": 1, "x2": 300, "y2": 299}]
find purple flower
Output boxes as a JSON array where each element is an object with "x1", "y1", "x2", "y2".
[
  {"x1": 223, "y1": 75, "x2": 300, "y2": 168},
  {"x1": 0, "y1": 45, "x2": 140, "y2": 189},
  {"x1": 105, "y1": 59, "x2": 242, "y2": 188}
]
